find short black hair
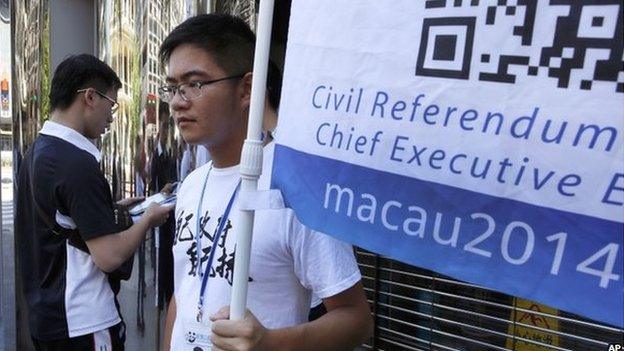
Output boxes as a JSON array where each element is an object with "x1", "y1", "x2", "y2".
[
  {"x1": 160, "y1": 14, "x2": 283, "y2": 109},
  {"x1": 50, "y1": 54, "x2": 121, "y2": 112},
  {"x1": 267, "y1": 59, "x2": 282, "y2": 110},
  {"x1": 160, "y1": 14, "x2": 255, "y2": 78}
]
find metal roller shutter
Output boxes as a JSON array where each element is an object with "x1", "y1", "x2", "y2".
[{"x1": 356, "y1": 249, "x2": 624, "y2": 351}]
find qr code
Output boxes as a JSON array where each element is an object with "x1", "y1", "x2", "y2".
[{"x1": 415, "y1": 0, "x2": 624, "y2": 93}]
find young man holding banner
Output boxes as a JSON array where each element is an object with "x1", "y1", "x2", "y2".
[{"x1": 159, "y1": 14, "x2": 373, "y2": 351}]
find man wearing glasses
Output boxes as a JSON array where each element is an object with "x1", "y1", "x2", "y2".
[
  {"x1": 76, "y1": 87, "x2": 119, "y2": 114},
  {"x1": 16, "y1": 54, "x2": 172, "y2": 350},
  {"x1": 159, "y1": 14, "x2": 372, "y2": 351}
]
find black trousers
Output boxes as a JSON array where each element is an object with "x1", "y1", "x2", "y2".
[{"x1": 32, "y1": 322, "x2": 125, "y2": 351}]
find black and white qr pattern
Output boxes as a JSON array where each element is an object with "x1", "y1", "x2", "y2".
[{"x1": 416, "y1": 0, "x2": 624, "y2": 93}]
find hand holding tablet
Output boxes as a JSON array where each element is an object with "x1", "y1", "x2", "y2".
[{"x1": 128, "y1": 182, "x2": 178, "y2": 216}]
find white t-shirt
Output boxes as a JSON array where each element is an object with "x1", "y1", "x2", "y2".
[{"x1": 170, "y1": 143, "x2": 361, "y2": 350}]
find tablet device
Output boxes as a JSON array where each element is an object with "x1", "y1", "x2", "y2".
[{"x1": 128, "y1": 191, "x2": 177, "y2": 216}]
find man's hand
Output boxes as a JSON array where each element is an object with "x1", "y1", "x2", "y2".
[
  {"x1": 210, "y1": 306, "x2": 270, "y2": 351},
  {"x1": 143, "y1": 203, "x2": 174, "y2": 228},
  {"x1": 116, "y1": 196, "x2": 144, "y2": 207}
]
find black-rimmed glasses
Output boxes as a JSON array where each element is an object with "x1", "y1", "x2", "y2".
[
  {"x1": 76, "y1": 88, "x2": 119, "y2": 113},
  {"x1": 157, "y1": 74, "x2": 245, "y2": 103}
]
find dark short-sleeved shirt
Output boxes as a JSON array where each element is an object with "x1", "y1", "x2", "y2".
[{"x1": 16, "y1": 121, "x2": 121, "y2": 340}]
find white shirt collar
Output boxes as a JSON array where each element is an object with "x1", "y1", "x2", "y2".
[{"x1": 39, "y1": 121, "x2": 102, "y2": 162}]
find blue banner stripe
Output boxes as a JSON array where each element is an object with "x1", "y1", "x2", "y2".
[{"x1": 271, "y1": 144, "x2": 624, "y2": 328}]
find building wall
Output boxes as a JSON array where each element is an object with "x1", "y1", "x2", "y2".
[
  {"x1": 50, "y1": 0, "x2": 95, "y2": 71},
  {"x1": 11, "y1": 4, "x2": 48, "y2": 348}
]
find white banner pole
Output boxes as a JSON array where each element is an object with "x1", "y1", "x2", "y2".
[{"x1": 230, "y1": 0, "x2": 275, "y2": 321}]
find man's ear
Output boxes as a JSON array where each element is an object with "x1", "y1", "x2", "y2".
[
  {"x1": 240, "y1": 72, "x2": 253, "y2": 108},
  {"x1": 82, "y1": 88, "x2": 97, "y2": 108}
]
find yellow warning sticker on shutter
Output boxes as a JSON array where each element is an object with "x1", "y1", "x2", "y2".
[{"x1": 506, "y1": 298, "x2": 560, "y2": 350}]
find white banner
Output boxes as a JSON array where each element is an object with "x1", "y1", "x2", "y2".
[{"x1": 272, "y1": 0, "x2": 623, "y2": 327}]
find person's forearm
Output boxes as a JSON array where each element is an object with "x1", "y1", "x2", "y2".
[
  {"x1": 111, "y1": 219, "x2": 152, "y2": 266},
  {"x1": 89, "y1": 218, "x2": 151, "y2": 272},
  {"x1": 262, "y1": 305, "x2": 372, "y2": 351},
  {"x1": 162, "y1": 296, "x2": 176, "y2": 351}
]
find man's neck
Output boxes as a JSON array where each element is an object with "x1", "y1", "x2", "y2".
[
  {"x1": 206, "y1": 135, "x2": 245, "y2": 169},
  {"x1": 208, "y1": 107, "x2": 278, "y2": 167},
  {"x1": 49, "y1": 110, "x2": 86, "y2": 136}
]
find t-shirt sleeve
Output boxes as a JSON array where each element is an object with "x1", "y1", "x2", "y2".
[
  {"x1": 286, "y1": 212, "x2": 362, "y2": 299},
  {"x1": 59, "y1": 156, "x2": 118, "y2": 241}
]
